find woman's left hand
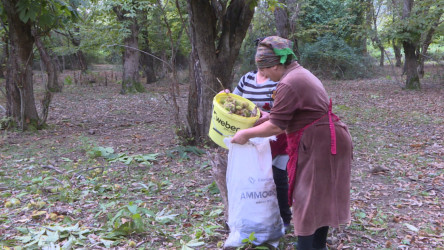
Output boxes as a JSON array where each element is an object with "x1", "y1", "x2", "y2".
[{"x1": 230, "y1": 129, "x2": 249, "y2": 145}]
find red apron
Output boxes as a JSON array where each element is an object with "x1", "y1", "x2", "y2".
[
  {"x1": 286, "y1": 99, "x2": 338, "y2": 206},
  {"x1": 270, "y1": 133, "x2": 287, "y2": 158}
]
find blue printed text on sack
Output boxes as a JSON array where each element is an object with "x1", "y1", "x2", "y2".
[{"x1": 240, "y1": 190, "x2": 276, "y2": 200}]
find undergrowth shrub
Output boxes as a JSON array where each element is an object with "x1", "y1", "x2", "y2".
[{"x1": 300, "y1": 35, "x2": 376, "y2": 79}]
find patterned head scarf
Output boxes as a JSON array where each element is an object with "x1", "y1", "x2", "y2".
[{"x1": 255, "y1": 36, "x2": 296, "y2": 69}]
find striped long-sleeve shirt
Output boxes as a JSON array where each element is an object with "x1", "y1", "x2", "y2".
[{"x1": 232, "y1": 71, "x2": 277, "y2": 112}]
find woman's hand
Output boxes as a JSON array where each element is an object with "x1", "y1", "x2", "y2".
[
  {"x1": 230, "y1": 121, "x2": 284, "y2": 145},
  {"x1": 254, "y1": 110, "x2": 270, "y2": 126},
  {"x1": 219, "y1": 89, "x2": 230, "y2": 94},
  {"x1": 230, "y1": 129, "x2": 250, "y2": 145}
]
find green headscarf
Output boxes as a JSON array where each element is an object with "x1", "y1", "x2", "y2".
[{"x1": 255, "y1": 36, "x2": 297, "y2": 69}]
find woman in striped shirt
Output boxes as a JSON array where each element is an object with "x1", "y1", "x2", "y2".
[{"x1": 233, "y1": 69, "x2": 292, "y2": 229}]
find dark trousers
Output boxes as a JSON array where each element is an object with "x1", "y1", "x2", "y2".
[
  {"x1": 272, "y1": 166, "x2": 292, "y2": 224},
  {"x1": 296, "y1": 226, "x2": 329, "y2": 250}
]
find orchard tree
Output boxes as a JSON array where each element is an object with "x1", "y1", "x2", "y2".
[
  {"x1": 111, "y1": 1, "x2": 143, "y2": 94},
  {"x1": 186, "y1": 0, "x2": 255, "y2": 144},
  {"x1": 401, "y1": 0, "x2": 420, "y2": 88},
  {"x1": 0, "y1": 0, "x2": 76, "y2": 129},
  {"x1": 417, "y1": 4, "x2": 442, "y2": 78},
  {"x1": 1, "y1": 0, "x2": 37, "y2": 129},
  {"x1": 102, "y1": 0, "x2": 157, "y2": 94},
  {"x1": 369, "y1": 0, "x2": 385, "y2": 66},
  {"x1": 32, "y1": 0, "x2": 80, "y2": 93},
  {"x1": 391, "y1": 0, "x2": 442, "y2": 89}
]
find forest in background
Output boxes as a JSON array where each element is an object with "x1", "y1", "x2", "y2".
[
  {"x1": 0, "y1": 0, "x2": 442, "y2": 141},
  {"x1": 0, "y1": 0, "x2": 443, "y2": 249}
]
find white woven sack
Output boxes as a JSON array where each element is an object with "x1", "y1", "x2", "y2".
[{"x1": 223, "y1": 137, "x2": 284, "y2": 248}]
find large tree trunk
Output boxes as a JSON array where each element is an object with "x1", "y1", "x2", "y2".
[
  {"x1": 2, "y1": 0, "x2": 39, "y2": 129},
  {"x1": 186, "y1": 0, "x2": 255, "y2": 143},
  {"x1": 114, "y1": 7, "x2": 141, "y2": 94},
  {"x1": 403, "y1": 41, "x2": 420, "y2": 89},
  {"x1": 402, "y1": 0, "x2": 420, "y2": 89},
  {"x1": 69, "y1": 28, "x2": 87, "y2": 72},
  {"x1": 33, "y1": 33, "x2": 61, "y2": 92},
  {"x1": 121, "y1": 20, "x2": 141, "y2": 94}
]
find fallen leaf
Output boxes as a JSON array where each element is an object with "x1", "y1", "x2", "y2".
[
  {"x1": 404, "y1": 223, "x2": 419, "y2": 232},
  {"x1": 31, "y1": 211, "x2": 47, "y2": 219}
]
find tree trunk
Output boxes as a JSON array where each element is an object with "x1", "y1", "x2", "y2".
[
  {"x1": 33, "y1": 33, "x2": 62, "y2": 92},
  {"x1": 393, "y1": 40, "x2": 402, "y2": 67},
  {"x1": 418, "y1": 13, "x2": 442, "y2": 78},
  {"x1": 186, "y1": 0, "x2": 255, "y2": 144},
  {"x1": 349, "y1": 0, "x2": 367, "y2": 54},
  {"x1": 140, "y1": 29, "x2": 156, "y2": 84},
  {"x1": 274, "y1": 2, "x2": 289, "y2": 38},
  {"x1": 379, "y1": 44, "x2": 384, "y2": 67},
  {"x1": 370, "y1": 1, "x2": 384, "y2": 65},
  {"x1": 121, "y1": 20, "x2": 141, "y2": 94},
  {"x1": 0, "y1": 34, "x2": 7, "y2": 78},
  {"x1": 69, "y1": 28, "x2": 87, "y2": 72},
  {"x1": 2, "y1": 0, "x2": 39, "y2": 129},
  {"x1": 403, "y1": 41, "x2": 420, "y2": 89},
  {"x1": 402, "y1": 0, "x2": 420, "y2": 89},
  {"x1": 76, "y1": 51, "x2": 87, "y2": 72},
  {"x1": 274, "y1": 0, "x2": 301, "y2": 60},
  {"x1": 113, "y1": 7, "x2": 141, "y2": 94}
]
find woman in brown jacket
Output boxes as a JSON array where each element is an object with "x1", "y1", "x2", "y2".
[{"x1": 231, "y1": 36, "x2": 353, "y2": 250}]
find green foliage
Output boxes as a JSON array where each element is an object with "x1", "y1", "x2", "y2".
[
  {"x1": 86, "y1": 146, "x2": 159, "y2": 165},
  {"x1": 145, "y1": 0, "x2": 190, "y2": 60},
  {"x1": 381, "y1": 0, "x2": 443, "y2": 44},
  {"x1": 0, "y1": 117, "x2": 15, "y2": 130},
  {"x1": 133, "y1": 80, "x2": 145, "y2": 93},
  {"x1": 236, "y1": 0, "x2": 371, "y2": 78},
  {"x1": 300, "y1": 35, "x2": 375, "y2": 79},
  {"x1": 106, "y1": 202, "x2": 154, "y2": 237},
  {"x1": 120, "y1": 80, "x2": 145, "y2": 93},
  {"x1": 103, "y1": 201, "x2": 179, "y2": 241},
  {"x1": 15, "y1": 223, "x2": 90, "y2": 249},
  {"x1": 236, "y1": 232, "x2": 269, "y2": 250},
  {"x1": 63, "y1": 75, "x2": 73, "y2": 86},
  {"x1": 16, "y1": 0, "x2": 78, "y2": 26},
  {"x1": 297, "y1": 0, "x2": 365, "y2": 46},
  {"x1": 166, "y1": 145, "x2": 205, "y2": 161}
]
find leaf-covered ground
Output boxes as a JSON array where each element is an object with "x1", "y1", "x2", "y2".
[{"x1": 0, "y1": 65, "x2": 443, "y2": 249}]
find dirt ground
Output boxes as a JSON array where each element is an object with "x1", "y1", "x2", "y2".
[{"x1": 0, "y1": 64, "x2": 443, "y2": 249}]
